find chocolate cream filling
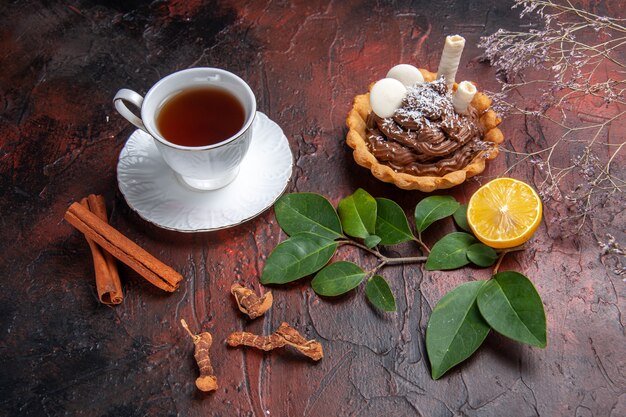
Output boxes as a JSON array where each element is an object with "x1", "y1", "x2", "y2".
[{"x1": 366, "y1": 79, "x2": 491, "y2": 176}]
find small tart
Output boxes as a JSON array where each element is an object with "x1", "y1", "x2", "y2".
[{"x1": 346, "y1": 69, "x2": 503, "y2": 192}]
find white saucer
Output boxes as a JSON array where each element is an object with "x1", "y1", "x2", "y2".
[{"x1": 117, "y1": 112, "x2": 293, "y2": 232}]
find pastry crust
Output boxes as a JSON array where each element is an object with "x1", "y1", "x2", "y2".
[{"x1": 346, "y1": 69, "x2": 502, "y2": 192}]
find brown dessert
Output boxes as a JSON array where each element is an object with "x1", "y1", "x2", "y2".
[
  {"x1": 346, "y1": 68, "x2": 503, "y2": 191},
  {"x1": 367, "y1": 77, "x2": 487, "y2": 176}
]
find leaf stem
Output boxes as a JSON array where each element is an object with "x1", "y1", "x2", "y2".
[
  {"x1": 493, "y1": 250, "x2": 508, "y2": 274},
  {"x1": 415, "y1": 232, "x2": 431, "y2": 254},
  {"x1": 339, "y1": 239, "x2": 428, "y2": 265},
  {"x1": 367, "y1": 261, "x2": 388, "y2": 278},
  {"x1": 382, "y1": 255, "x2": 428, "y2": 265},
  {"x1": 338, "y1": 240, "x2": 382, "y2": 258},
  {"x1": 496, "y1": 244, "x2": 526, "y2": 254}
]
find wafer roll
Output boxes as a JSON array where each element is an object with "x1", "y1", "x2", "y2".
[{"x1": 437, "y1": 35, "x2": 465, "y2": 89}]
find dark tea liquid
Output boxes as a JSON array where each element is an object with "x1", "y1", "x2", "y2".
[{"x1": 156, "y1": 87, "x2": 245, "y2": 147}]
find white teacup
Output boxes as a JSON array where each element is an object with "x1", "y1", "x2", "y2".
[{"x1": 114, "y1": 68, "x2": 256, "y2": 190}]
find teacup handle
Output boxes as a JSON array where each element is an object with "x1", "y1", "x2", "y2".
[{"x1": 113, "y1": 89, "x2": 146, "y2": 131}]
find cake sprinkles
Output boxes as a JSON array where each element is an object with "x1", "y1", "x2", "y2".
[
  {"x1": 365, "y1": 79, "x2": 486, "y2": 177},
  {"x1": 346, "y1": 34, "x2": 505, "y2": 191}
]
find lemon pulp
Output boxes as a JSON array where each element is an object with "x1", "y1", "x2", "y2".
[{"x1": 467, "y1": 178, "x2": 542, "y2": 249}]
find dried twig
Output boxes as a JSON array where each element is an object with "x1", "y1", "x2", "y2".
[{"x1": 479, "y1": 0, "x2": 625, "y2": 233}]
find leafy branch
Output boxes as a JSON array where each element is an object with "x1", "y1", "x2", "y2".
[{"x1": 260, "y1": 188, "x2": 547, "y2": 379}]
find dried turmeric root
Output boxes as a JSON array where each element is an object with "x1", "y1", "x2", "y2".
[
  {"x1": 226, "y1": 322, "x2": 323, "y2": 361},
  {"x1": 230, "y1": 283, "x2": 273, "y2": 319},
  {"x1": 181, "y1": 319, "x2": 218, "y2": 392}
]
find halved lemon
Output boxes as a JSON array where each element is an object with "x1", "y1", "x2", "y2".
[{"x1": 467, "y1": 178, "x2": 542, "y2": 249}]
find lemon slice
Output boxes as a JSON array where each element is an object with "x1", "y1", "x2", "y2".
[{"x1": 467, "y1": 178, "x2": 542, "y2": 249}]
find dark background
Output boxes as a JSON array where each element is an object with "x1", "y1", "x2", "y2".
[{"x1": 1, "y1": 1, "x2": 624, "y2": 416}]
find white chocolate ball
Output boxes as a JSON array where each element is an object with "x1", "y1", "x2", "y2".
[
  {"x1": 386, "y1": 64, "x2": 425, "y2": 86},
  {"x1": 370, "y1": 78, "x2": 407, "y2": 118}
]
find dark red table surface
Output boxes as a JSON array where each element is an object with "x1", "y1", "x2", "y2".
[{"x1": 1, "y1": 1, "x2": 625, "y2": 416}]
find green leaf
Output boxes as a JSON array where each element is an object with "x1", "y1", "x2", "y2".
[
  {"x1": 453, "y1": 204, "x2": 471, "y2": 232},
  {"x1": 466, "y1": 243, "x2": 498, "y2": 267},
  {"x1": 426, "y1": 232, "x2": 477, "y2": 270},
  {"x1": 374, "y1": 198, "x2": 415, "y2": 245},
  {"x1": 426, "y1": 281, "x2": 490, "y2": 379},
  {"x1": 338, "y1": 188, "x2": 377, "y2": 239},
  {"x1": 311, "y1": 261, "x2": 365, "y2": 296},
  {"x1": 414, "y1": 196, "x2": 460, "y2": 233},
  {"x1": 365, "y1": 275, "x2": 396, "y2": 312},
  {"x1": 274, "y1": 193, "x2": 343, "y2": 240},
  {"x1": 261, "y1": 232, "x2": 338, "y2": 284},
  {"x1": 477, "y1": 272, "x2": 547, "y2": 348},
  {"x1": 364, "y1": 235, "x2": 382, "y2": 248}
]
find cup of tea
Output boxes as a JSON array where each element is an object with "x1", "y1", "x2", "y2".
[{"x1": 113, "y1": 68, "x2": 256, "y2": 190}]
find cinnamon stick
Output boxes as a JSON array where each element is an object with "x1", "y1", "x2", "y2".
[
  {"x1": 65, "y1": 201, "x2": 182, "y2": 292},
  {"x1": 80, "y1": 195, "x2": 123, "y2": 304}
]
